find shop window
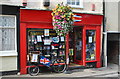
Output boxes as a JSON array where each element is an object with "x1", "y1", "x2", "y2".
[
  {"x1": 27, "y1": 29, "x2": 65, "y2": 64},
  {"x1": 75, "y1": 29, "x2": 82, "y2": 60},
  {"x1": 86, "y1": 30, "x2": 96, "y2": 61},
  {"x1": 0, "y1": 15, "x2": 16, "y2": 51},
  {"x1": 67, "y1": 0, "x2": 83, "y2": 8}
]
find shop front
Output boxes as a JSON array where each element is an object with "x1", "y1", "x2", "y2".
[{"x1": 20, "y1": 9, "x2": 103, "y2": 74}]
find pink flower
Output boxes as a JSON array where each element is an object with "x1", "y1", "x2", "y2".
[
  {"x1": 60, "y1": 28, "x2": 63, "y2": 30},
  {"x1": 55, "y1": 15, "x2": 61, "y2": 19},
  {"x1": 63, "y1": 20, "x2": 67, "y2": 23},
  {"x1": 54, "y1": 21, "x2": 57, "y2": 23}
]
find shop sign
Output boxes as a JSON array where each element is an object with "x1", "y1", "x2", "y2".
[{"x1": 73, "y1": 15, "x2": 82, "y2": 22}]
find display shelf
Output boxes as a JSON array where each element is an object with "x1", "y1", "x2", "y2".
[
  {"x1": 59, "y1": 47, "x2": 65, "y2": 49},
  {"x1": 27, "y1": 28, "x2": 66, "y2": 64}
]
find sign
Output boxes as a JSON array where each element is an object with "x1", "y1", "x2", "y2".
[
  {"x1": 44, "y1": 29, "x2": 49, "y2": 36},
  {"x1": 60, "y1": 37, "x2": 64, "y2": 41},
  {"x1": 31, "y1": 54, "x2": 38, "y2": 62},
  {"x1": 52, "y1": 37, "x2": 59, "y2": 43},
  {"x1": 40, "y1": 56, "x2": 50, "y2": 66},
  {"x1": 89, "y1": 36, "x2": 92, "y2": 43},
  {"x1": 73, "y1": 15, "x2": 82, "y2": 22},
  {"x1": 66, "y1": 58, "x2": 69, "y2": 64},
  {"x1": 37, "y1": 35, "x2": 42, "y2": 42},
  {"x1": 44, "y1": 39, "x2": 52, "y2": 45}
]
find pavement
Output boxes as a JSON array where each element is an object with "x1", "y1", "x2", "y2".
[{"x1": 1, "y1": 63, "x2": 119, "y2": 78}]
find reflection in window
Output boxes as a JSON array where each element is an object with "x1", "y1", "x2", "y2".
[
  {"x1": 0, "y1": 16, "x2": 15, "y2": 27},
  {"x1": 2, "y1": 29, "x2": 15, "y2": 50},
  {"x1": 72, "y1": 0, "x2": 75, "y2": 5},
  {"x1": 75, "y1": 29, "x2": 82, "y2": 60},
  {"x1": 0, "y1": 15, "x2": 16, "y2": 51},
  {"x1": 76, "y1": 0, "x2": 80, "y2": 5}
]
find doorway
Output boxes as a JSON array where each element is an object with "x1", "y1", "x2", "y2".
[
  {"x1": 74, "y1": 28, "x2": 83, "y2": 64},
  {"x1": 69, "y1": 26, "x2": 101, "y2": 68},
  {"x1": 107, "y1": 33, "x2": 119, "y2": 65},
  {"x1": 69, "y1": 27, "x2": 83, "y2": 66}
]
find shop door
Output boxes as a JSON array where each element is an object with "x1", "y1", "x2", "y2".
[
  {"x1": 85, "y1": 26, "x2": 98, "y2": 64},
  {"x1": 74, "y1": 27, "x2": 83, "y2": 65}
]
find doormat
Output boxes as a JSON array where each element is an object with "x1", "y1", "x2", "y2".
[{"x1": 68, "y1": 63, "x2": 85, "y2": 70}]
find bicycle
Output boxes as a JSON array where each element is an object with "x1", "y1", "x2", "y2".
[{"x1": 28, "y1": 52, "x2": 67, "y2": 76}]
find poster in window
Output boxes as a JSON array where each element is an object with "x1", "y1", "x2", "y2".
[
  {"x1": 31, "y1": 54, "x2": 38, "y2": 62},
  {"x1": 32, "y1": 35, "x2": 35, "y2": 42},
  {"x1": 52, "y1": 37, "x2": 59, "y2": 43},
  {"x1": 44, "y1": 29, "x2": 49, "y2": 36},
  {"x1": 89, "y1": 36, "x2": 92, "y2": 43},
  {"x1": 44, "y1": 39, "x2": 52, "y2": 45},
  {"x1": 37, "y1": 35, "x2": 42, "y2": 42},
  {"x1": 60, "y1": 37, "x2": 64, "y2": 41}
]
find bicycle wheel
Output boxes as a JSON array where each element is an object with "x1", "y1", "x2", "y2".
[
  {"x1": 52, "y1": 58, "x2": 67, "y2": 73},
  {"x1": 28, "y1": 65, "x2": 39, "y2": 76}
]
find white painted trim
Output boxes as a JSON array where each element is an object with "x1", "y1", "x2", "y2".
[
  {"x1": 15, "y1": 16, "x2": 17, "y2": 53},
  {"x1": 0, "y1": 15, "x2": 16, "y2": 17},
  {"x1": 107, "y1": 31, "x2": 120, "y2": 33},
  {"x1": 103, "y1": 32, "x2": 108, "y2": 67},
  {"x1": 68, "y1": 4, "x2": 84, "y2": 8},
  {"x1": 0, "y1": 27, "x2": 15, "y2": 29},
  {"x1": 0, "y1": 51, "x2": 18, "y2": 56}
]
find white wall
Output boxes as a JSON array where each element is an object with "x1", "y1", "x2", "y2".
[
  {"x1": 0, "y1": 0, "x2": 22, "y2": 6},
  {"x1": 105, "y1": 2, "x2": 118, "y2": 32},
  {"x1": 0, "y1": 0, "x2": 103, "y2": 14},
  {"x1": 26, "y1": 0, "x2": 103, "y2": 14},
  {"x1": 0, "y1": 56, "x2": 17, "y2": 72}
]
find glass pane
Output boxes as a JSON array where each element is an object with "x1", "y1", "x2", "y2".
[
  {"x1": 75, "y1": 29, "x2": 82, "y2": 60},
  {"x1": 0, "y1": 16, "x2": 2, "y2": 27},
  {"x1": 72, "y1": 0, "x2": 75, "y2": 5},
  {"x1": 27, "y1": 28, "x2": 66, "y2": 65},
  {"x1": 0, "y1": 16, "x2": 15, "y2": 27},
  {"x1": 0, "y1": 29, "x2": 2, "y2": 51},
  {"x1": 67, "y1": 0, "x2": 70, "y2": 4},
  {"x1": 2, "y1": 28, "x2": 15, "y2": 50},
  {"x1": 86, "y1": 30, "x2": 96, "y2": 61},
  {"x1": 76, "y1": 0, "x2": 80, "y2": 5}
]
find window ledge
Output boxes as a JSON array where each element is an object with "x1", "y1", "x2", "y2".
[
  {"x1": 68, "y1": 5, "x2": 84, "y2": 9},
  {"x1": 0, "y1": 51, "x2": 18, "y2": 56}
]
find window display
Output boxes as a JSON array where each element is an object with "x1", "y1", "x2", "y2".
[
  {"x1": 27, "y1": 28, "x2": 66, "y2": 64},
  {"x1": 86, "y1": 30, "x2": 96, "y2": 61},
  {"x1": 75, "y1": 29, "x2": 82, "y2": 60},
  {"x1": 69, "y1": 32, "x2": 74, "y2": 63}
]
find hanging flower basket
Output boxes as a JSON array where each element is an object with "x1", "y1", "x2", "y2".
[{"x1": 51, "y1": 3, "x2": 74, "y2": 36}]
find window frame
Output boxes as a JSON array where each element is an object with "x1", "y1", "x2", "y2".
[
  {"x1": 66, "y1": 0, "x2": 84, "y2": 8},
  {"x1": 0, "y1": 15, "x2": 17, "y2": 56}
]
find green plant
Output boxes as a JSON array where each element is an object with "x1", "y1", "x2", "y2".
[{"x1": 51, "y1": 3, "x2": 74, "y2": 36}]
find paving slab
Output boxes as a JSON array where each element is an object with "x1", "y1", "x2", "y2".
[{"x1": 1, "y1": 63, "x2": 119, "y2": 77}]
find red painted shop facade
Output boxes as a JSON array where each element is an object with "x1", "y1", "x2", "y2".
[{"x1": 20, "y1": 9, "x2": 103, "y2": 74}]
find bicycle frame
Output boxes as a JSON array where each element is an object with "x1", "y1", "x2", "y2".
[{"x1": 39, "y1": 55, "x2": 66, "y2": 67}]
